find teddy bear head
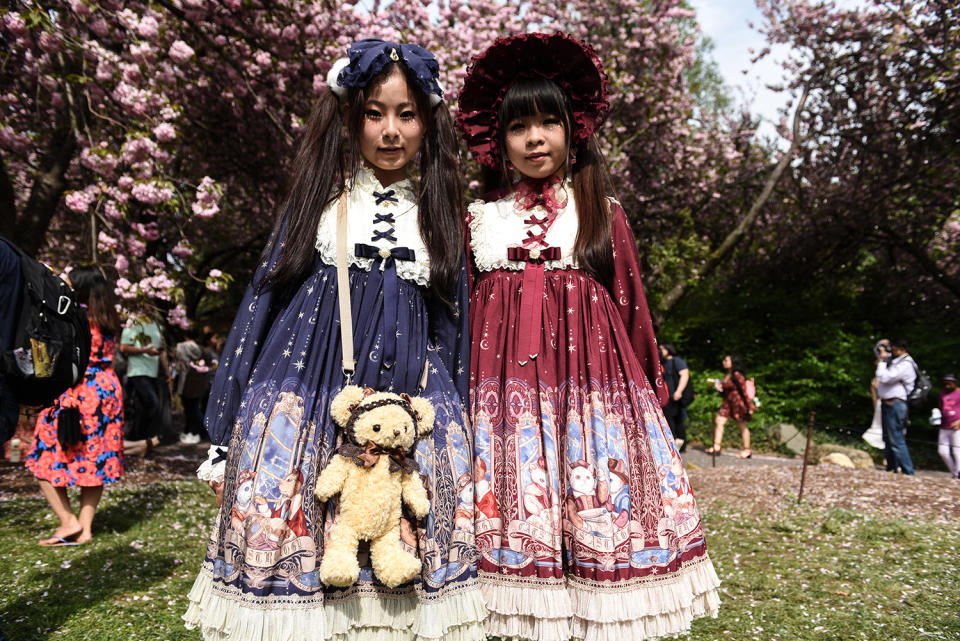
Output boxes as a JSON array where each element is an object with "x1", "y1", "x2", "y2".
[{"x1": 330, "y1": 385, "x2": 435, "y2": 451}]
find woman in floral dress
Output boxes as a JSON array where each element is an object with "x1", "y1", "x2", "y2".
[{"x1": 26, "y1": 266, "x2": 124, "y2": 545}]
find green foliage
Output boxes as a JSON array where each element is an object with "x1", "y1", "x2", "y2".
[{"x1": 659, "y1": 271, "x2": 960, "y2": 466}]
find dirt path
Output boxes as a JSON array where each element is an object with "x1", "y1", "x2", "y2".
[{"x1": 4, "y1": 441, "x2": 958, "y2": 523}]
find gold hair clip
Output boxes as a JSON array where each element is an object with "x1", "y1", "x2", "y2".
[{"x1": 389, "y1": 47, "x2": 399, "y2": 62}]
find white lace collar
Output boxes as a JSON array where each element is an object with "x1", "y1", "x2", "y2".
[
  {"x1": 468, "y1": 187, "x2": 581, "y2": 273},
  {"x1": 353, "y1": 165, "x2": 417, "y2": 202},
  {"x1": 314, "y1": 167, "x2": 430, "y2": 287}
]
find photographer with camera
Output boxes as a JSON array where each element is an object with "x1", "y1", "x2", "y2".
[{"x1": 875, "y1": 338, "x2": 916, "y2": 475}]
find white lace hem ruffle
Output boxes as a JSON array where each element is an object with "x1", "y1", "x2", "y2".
[
  {"x1": 480, "y1": 553, "x2": 721, "y2": 641},
  {"x1": 183, "y1": 569, "x2": 486, "y2": 641}
]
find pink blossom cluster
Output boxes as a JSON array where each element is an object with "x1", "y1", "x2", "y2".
[
  {"x1": 131, "y1": 180, "x2": 175, "y2": 206},
  {"x1": 65, "y1": 189, "x2": 98, "y2": 214},
  {"x1": 192, "y1": 177, "x2": 222, "y2": 219}
]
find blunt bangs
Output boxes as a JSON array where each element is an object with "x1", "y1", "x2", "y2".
[{"x1": 498, "y1": 76, "x2": 573, "y2": 134}]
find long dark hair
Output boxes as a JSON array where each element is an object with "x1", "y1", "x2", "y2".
[
  {"x1": 69, "y1": 266, "x2": 121, "y2": 337},
  {"x1": 262, "y1": 63, "x2": 463, "y2": 304},
  {"x1": 724, "y1": 354, "x2": 746, "y2": 377},
  {"x1": 484, "y1": 76, "x2": 614, "y2": 287}
]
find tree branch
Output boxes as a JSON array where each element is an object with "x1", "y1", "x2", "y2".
[{"x1": 656, "y1": 86, "x2": 809, "y2": 319}]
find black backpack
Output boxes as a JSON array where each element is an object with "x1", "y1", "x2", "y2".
[
  {"x1": 0, "y1": 237, "x2": 91, "y2": 407},
  {"x1": 906, "y1": 357, "x2": 932, "y2": 409}
]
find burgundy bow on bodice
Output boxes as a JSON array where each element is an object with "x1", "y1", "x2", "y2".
[{"x1": 509, "y1": 176, "x2": 568, "y2": 365}]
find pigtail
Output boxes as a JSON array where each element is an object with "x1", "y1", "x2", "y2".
[
  {"x1": 570, "y1": 134, "x2": 615, "y2": 289},
  {"x1": 261, "y1": 89, "x2": 348, "y2": 294},
  {"x1": 418, "y1": 102, "x2": 464, "y2": 305}
]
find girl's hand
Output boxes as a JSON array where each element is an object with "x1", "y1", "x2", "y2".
[
  {"x1": 951, "y1": 419, "x2": 960, "y2": 431},
  {"x1": 209, "y1": 480, "x2": 224, "y2": 507}
]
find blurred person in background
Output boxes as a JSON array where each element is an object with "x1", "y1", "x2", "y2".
[
  {"x1": 119, "y1": 313, "x2": 171, "y2": 451},
  {"x1": 25, "y1": 266, "x2": 124, "y2": 545},
  {"x1": 862, "y1": 339, "x2": 889, "y2": 450},
  {"x1": 0, "y1": 239, "x2": 22, "y2": 445},
  {"x1": 938, "y1": 374, "x2": 960, "y2": 479},
  {"x1": 659, "y1": 342, "x2": 690, "y2": 452},
  {"x1": 173, "y1": 339, "x2": 211, "y2": 443},
  {"x1": 875, "y1": 338, "x2": 916, "y2": 475},
  {"x1": 705, "y1": 354, "x2": 755, "y2": 459}
]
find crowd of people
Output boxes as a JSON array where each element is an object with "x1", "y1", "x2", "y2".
[
  {"x1": 0, "y1": 30, "x2": 955, "y2": 641},
  {"x1": 0, "y1": 247, "x2": 224, "y2": 547}
]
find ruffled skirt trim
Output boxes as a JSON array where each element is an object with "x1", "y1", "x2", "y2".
[
  {"x1": 183, "y1": 570, "x2": 486, "y2": 641},
  {"x1": 480, "y1": 553, "x2": 721, "y2": 641}
]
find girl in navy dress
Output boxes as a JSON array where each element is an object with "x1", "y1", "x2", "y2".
[
  {"x1": 184, "y1": 39, "x2": 484, "y2": 641},
  {"x1": 457, "y1": 32, "x2": 720, "y2": 640}
]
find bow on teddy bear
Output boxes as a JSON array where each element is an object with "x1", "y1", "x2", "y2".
[{"x1": 314, "y1": 385, "x2": 434, "y2": 588}]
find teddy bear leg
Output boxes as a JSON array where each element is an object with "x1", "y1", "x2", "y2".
[
  {"x1": 319, "y1": 523, "x2": 362, "y2": 587},
  {"x1": 369, "y1": 524, "x2": 422, "y2": 588}
]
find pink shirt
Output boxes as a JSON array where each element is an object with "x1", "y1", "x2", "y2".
[{"x1": 941, "y1": 389, "x2": 960, "y2": 428}]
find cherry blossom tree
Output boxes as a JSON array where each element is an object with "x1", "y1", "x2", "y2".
[
  {"x1": 753, "y1": 0, "x2": 960, "y2": 302},
  {"x1": 1, "y1": 0, "x2": 759, "y2": 330}
]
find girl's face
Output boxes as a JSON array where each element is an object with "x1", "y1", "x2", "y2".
[
  {"x1": 722, "y1": 355, "x2": 732, "y2": 371},
  {"x1": 504, "y1": 110, "x2": 567, "y2": 180},
  {"x1": 945, "y1": 381, "x2": 958, "y2": 392},
  {"x1": 359, "y1": 68, "x2": 425, "y2": 186}
]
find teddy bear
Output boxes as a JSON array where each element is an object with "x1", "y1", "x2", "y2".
[{"x1": 314, "y1": 385, "x2": 435, "y2": 588}]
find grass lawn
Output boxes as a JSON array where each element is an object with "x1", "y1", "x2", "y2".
[{"x1": 1, "y1": 480, "x2": 958, "y2": 640}]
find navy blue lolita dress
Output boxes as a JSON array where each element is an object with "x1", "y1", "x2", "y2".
[{"x1": 184, "y1": 167, "x2": 485, "y2": 641}]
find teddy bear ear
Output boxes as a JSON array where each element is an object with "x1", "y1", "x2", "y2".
[
  {"x1": 409, "y1": 396, "x2": 436, "y2": 436},
  {"x1": 331, "y1": 385, "x2": 367, "y2": 427}
]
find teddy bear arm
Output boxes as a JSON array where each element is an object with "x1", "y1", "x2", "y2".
[
  {"x1": 315, "y1": 455, "x2": 350, "y2": 502},
  {"x1": 401, "y1": 471, "x2": 431, "y2": 519}
]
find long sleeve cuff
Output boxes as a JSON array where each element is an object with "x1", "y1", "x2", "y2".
[{"x1": 197, "y1": 445, "x2": 228, "y2": 482}]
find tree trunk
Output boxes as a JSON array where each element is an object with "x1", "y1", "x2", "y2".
[
  {"x1": 655, "y1": 87, "x2": 809, "y2": 320},
  {"x1": 14, "y1": 117, "x2": 77, "y2": 256},
  {"x1": 0, "y1": 156, "x2": 16, "y2": 239}
]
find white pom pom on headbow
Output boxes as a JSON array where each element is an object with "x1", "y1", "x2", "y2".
[
  {"x1": 326, "y1": 57, "x2": 350, "y2": 100},
  {"x1": 325, "y1": 55, "x2": 444, "y2": 107},
  {"x1": 429, "y1": 81, "x2": 443, "y2": 107}
]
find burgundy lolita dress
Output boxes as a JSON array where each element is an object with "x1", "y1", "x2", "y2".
[{"x1": 467, "y1": 177, "x2": 720, "y2": 641}]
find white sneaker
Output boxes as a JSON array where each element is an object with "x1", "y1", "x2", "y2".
[{"x1": 179, "y1": 433, "x2": 193, "y2": 444}]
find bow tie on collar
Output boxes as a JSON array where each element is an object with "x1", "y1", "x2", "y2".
[
  {"x1": 373, "y1": 190, "x2": 398, "y2": 206},
  {"x1": 514, "y1": 174, "x2": 569, "y2": 216}
]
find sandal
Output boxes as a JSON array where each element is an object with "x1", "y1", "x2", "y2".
[
  {"x1": 38, "y1": 532, "x2": 81, "y2": 547},
  {"x1": 704, "y1": 445, "x2": 722, "y2": 455},
  {"x1": 736, "y1": 450, "x2": 753, "y2": 459}
]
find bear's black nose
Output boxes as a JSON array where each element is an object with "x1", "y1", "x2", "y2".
[{"x1": 393, "y1": 429, "x2": 401, "y2": 437}]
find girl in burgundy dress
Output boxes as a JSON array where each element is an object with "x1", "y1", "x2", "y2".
[
  {"x1": 706, "y1": 354, "x2": 756, "y2": 458},
  {"x1": 457, "y1": 33, "x2": 720, "y2": 641}
]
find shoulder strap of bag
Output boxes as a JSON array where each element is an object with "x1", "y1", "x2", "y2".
[
  {"x1": 336, "y1": 193, "x2": 356, "y2": 380},
  {"x1": 334, "y1": 192, "x2": 428, "y2": 391}
]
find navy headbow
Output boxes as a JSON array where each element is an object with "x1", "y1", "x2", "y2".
[{"x1": 334, "y1": 38, "x2": 443, "y2": 104}]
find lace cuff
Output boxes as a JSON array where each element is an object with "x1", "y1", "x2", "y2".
[{"x1": 197, "y1": 445, "x2": 228, "y2": 483}]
